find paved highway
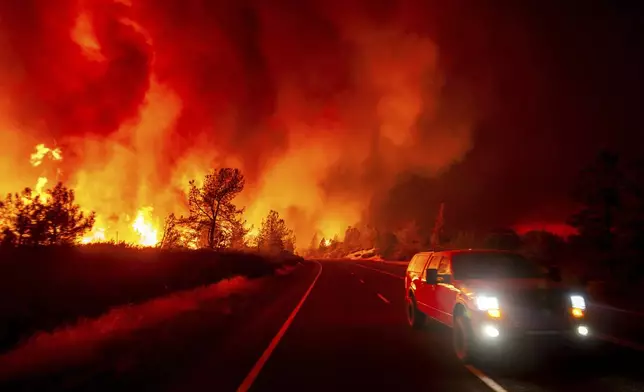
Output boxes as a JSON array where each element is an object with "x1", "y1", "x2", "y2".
[
  {"x1": 244, "y1": 260, "x2": 644, "y2": 392},
  {"x1": 2, "y1": 260, "x2": 644, "y2": 392}
]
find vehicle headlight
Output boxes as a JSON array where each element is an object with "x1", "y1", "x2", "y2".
[
  {"x1": 476, "y1": 295, "x2": 499, "y2": 311},
  {"x1": 476, "y1": 295, "x2": 501, "y2": 318},
  {"x1": 570, "y1": 295, "x2": 586, "y2": 318},
  {"x1": 570, "y1": 295, "x2": 586, "y2": 310}
]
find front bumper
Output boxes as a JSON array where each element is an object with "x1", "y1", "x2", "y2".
[{"x1": 468, "y1": 309, "x2": 591, "y2": 347}]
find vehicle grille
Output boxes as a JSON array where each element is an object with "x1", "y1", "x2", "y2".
[
  {"x1": 507, "y1": 289, "x2": 567, "y2": 311},
  {"x1": 506, "y1": 289, "x2": 569, "y2": 330}
]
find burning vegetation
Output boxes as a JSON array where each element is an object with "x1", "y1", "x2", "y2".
[
  {"x1": 0, "y1": 143, "x2": 297, "y2": 253},
  {"x1": 1, "y1": 1, "x2": 641, "y2": 265},
  {"x1": 0, "y1": 0, "x2": 479, "y2": 250}
]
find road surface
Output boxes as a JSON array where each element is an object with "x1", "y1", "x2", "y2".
[{"x1": 2, "y1": 260, "x2": 644, "y2": 392}]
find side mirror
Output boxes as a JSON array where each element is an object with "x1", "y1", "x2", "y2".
[
  {"x1": 425, "y1": 268, "x2": 438, "y2": 284},
  {"x1": 548, "y1": 266, "x2": 562, "y2": 282}
]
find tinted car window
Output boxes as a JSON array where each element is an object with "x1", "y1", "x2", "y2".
[
  {"x1": 408, "y1": 254, "x2": 428, "y2": 273},
  {"x1": 408, "y1": 255, "x2": 420, "y2": 272},
  {"x1": 415, "y1": 253, "x2": 430, "y2": 271},
  {"x1": 452, "y1": 252, "x2": 544, "y2": 280},
  {"x1": 423, "y1": 254, "x2": 432, "y2": 267},
  {"x1": 427, "y1": 255, "x2": 440, "y2": 269},
  {"x1": 437, "y1": 257, "x2": 450, "y2": 275}
]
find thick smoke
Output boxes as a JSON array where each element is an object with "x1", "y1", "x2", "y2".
[
  {"x1": 368, "y1": 1, "x2": 644, "y2": 236},
  {"x1": 1, "y1": 0, "x2": 641, "y2": 245},
  {"x1": 0, "y1": 0, "x2": 477, "y2": 245}
]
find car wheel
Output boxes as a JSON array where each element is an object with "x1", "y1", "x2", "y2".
[
  {"x1": 406, "y1": 295, "x2": 426, "y2": 329},
  {"x1": 453, "y1": 315, "x2": 477, "y2": 363}
]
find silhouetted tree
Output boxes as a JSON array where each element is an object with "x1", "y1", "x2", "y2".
[
  {"x1": 0, "y1": 195, "x2": 16, "y2": 246},
  {"x1": 449, "y1": 231, "x2": 481, "y2": 249},
  {"x1": 325, "y1": 234, "x2": 343, "y2": 258},
  {"x1": 568, "y1": 150, "x2": 622, "y2": 251},
  {"x1": 394, "y1": 221, "x2": 422, "y2": 260},
  {"x1": 318, "y1": 237, "x2": 328, "y2": 254},
  {"x1": 228, "y1": 217, "x2": 250, "y2": 250},
  {"x1": 0, "y1": 228, "x2": 16, "y2": 247},
  {"x1": 359, "y1": 225, "x2": 377, "y2": 250},
  {"x1": 484, "y1": 228, "x2": 522, "y2": 251},
  {"x1": 187, "y1": 168, "x2": 245, "y2": 249},
  {"x1": 284, "y1": 232, "x2": 296, "y2": 253},
  {"x1": 0, "y1": 189, "x2": 34, "y2": 245},
  {"x1": 213, "y1": 202, "x2": 247, "y2": 248},
  {"x1": 343, "y1": 226, "x2": 361, "y2": 253},
  {"x1": 375, "y1": 231, "x2": 398, "y2": 260},
  {"x1": 307, "y1": 232, "x2": 320, "y2": 257},
  {"x1": 257, "y1": 210, "x2": 295, "y2": 255},
  {"x1": 614, "y1": 158, "x2": 644, "y2": 254},
  {"x1": 43, "y1": 183, "x2": 95, "y2": 245},
  {"x1": 0, "y1": 183, "x2": 94, "y2": 246},
  {"x1": 160, "y1": 213, "x2": 182, "y2": 249},
  {"x1": 521, "y1": 230, "x2": 565, "y2": 265}
]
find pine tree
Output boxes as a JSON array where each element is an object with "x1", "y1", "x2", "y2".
[
  {"x1": 257, "y1": 210, "x2": 295, "y2": 255},
  {"x1": 187, "y1": 168, "x2": 245, "y2": 249}
]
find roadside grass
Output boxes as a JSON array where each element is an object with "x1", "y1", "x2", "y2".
[{"x1": 0, "y1": 244, "x2": 302, "y2": 354}]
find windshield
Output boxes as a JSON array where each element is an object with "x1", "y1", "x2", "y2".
[{"x1": 452, "y1": 252, "x2": 545, "y2": 279}]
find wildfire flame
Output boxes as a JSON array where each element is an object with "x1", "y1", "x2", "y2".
[
  {"x1": 0, "y1": 0, "x2": 473, "y2": 250},
  {"x1": 26, "y1": 143, "x2": 162, "y2": 247},
  {"x1": 30, "y1": 144, "x2": 62, "y2": 167},
  {"x1": 81, "y1": 227, "x2": 106, "y2": 244},
  {"x1": 132, "y1": 207, "x2": 159, "y2": 246},
  {"x1": 3, "y1": 2, "x2": 353, "y2": 249},
  {"x1": 35, "y1": 177, "x2": 50, "y2": 202}
]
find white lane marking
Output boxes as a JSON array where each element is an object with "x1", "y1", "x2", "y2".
[
  {"x1": 354, "y1": 263, "x2": 404, "y2": 280},
  {"x1": 359, "y1": 279, "x2": 365, "y2": 284},
  {"x1": 377, "y1": 293, "x2": 390, "y2": 304},
  {"x1": 236, "y1": 261, "x2": 323, "y2": 392},
  {"x1": 465, "y1": 365, "x2": 508, "y2": 392},
  {"x1": 596, "y1": 333, "x2": 644, "y2": 352}
]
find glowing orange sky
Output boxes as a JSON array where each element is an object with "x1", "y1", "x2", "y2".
[{"x1": 0, "y1": 0, "x2": 475, "y2": 247}]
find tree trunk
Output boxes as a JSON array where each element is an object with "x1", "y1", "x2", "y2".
[{"x1": 209, "y1": 201, "x2": 221, "y2": 249}]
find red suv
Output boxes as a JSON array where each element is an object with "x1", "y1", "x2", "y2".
[{"x1": 404, "y1": 249, "x2": 589, "y2": 362}]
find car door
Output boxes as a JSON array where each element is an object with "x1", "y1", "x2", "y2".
[
  {"x1": 406, "y1": 254, "x2": 421, "y2": 290},
  {"x1": 434, "y1": 255, "x2": 458, "y2": 326},
  {"x1": 415, "y1": 254, "x2": 440, "y2": 318}
]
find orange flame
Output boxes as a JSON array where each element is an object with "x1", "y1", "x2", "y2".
[
  {"x1": 0, "y1": 0, "x2": 477, "y2": 251},
  {"x1": 30, "y1": 144, "x2": 62, "y2": 167},
  {"x1": 132, "y1": 207, "x2": 159, "y2": 246}
]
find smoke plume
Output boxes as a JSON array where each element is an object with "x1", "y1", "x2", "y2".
[
  {"x1": 2, "y1": 0, "x2": 641, "y2": 246},
  {"x1": 0, "y1": 0, "x2": 476, "y2": 246}
]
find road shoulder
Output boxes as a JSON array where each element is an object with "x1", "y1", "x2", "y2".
[{"x1": 0, "y1": 261, "x2": 320, "y2": 392}]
